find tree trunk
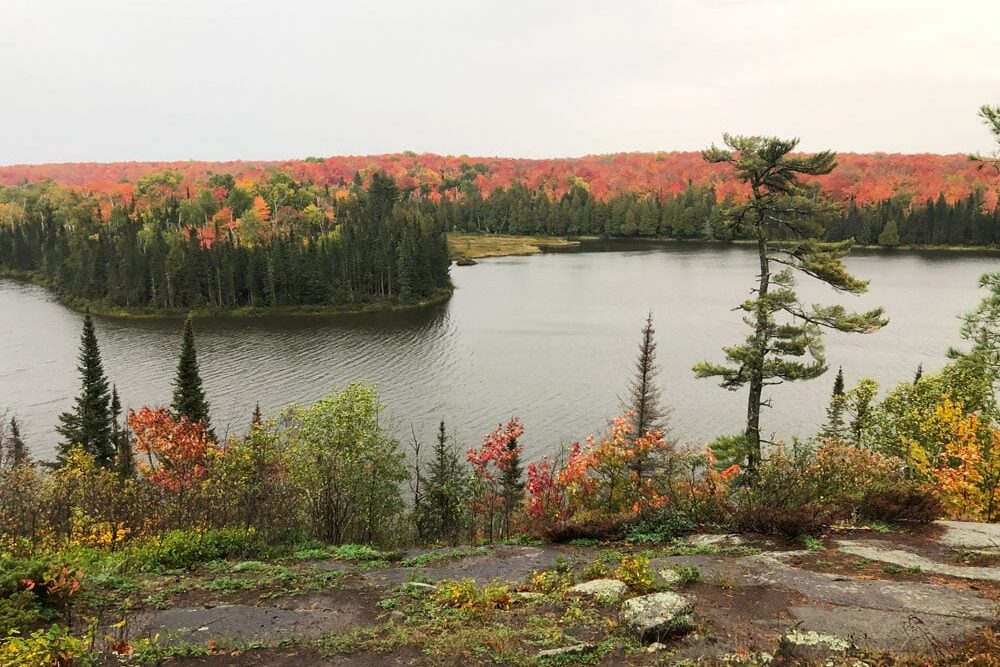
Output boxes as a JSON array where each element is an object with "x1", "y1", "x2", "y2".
[{"x1": 745, "y1": 224, "x2": 769, "y2": 473}]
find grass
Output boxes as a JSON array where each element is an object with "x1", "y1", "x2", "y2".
[{"x1": 447, "y1": 233, "x2": 580, "y2": 260}]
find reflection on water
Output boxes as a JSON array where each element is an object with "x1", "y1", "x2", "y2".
[{"x1": 1, "y1": 243, "x2": 996, "y2": 461}]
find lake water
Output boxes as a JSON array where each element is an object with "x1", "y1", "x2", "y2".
[{"x1": 1, "y1": 242, "x2": 995, "y2": 462}]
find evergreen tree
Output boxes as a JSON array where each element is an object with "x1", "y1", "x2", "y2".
[
  {"x1": 56, "y1": 314, "x2": 115, "y2": 466},
  {"x1": 5, "y1": 415, "x2": 28, "y2": 466},
  {"x1": 250, "y1": 402, "x2": 263, "y2": 432},
  {"x1": 878, "y1": 219, "x2": 901, "y2": 247},
  {"x1": 820, "y1": 366, "x2": 847, "y2": 440},
  {"x1": 171, "y1": 316, "x2": 212, "y2": 432},
  {"x1": 621, "y1": 312, "x2": 667, "y2": 438},
  {"x1": 694, "y1": 135, "x2": 887, "y2": 473},
  {"x1": 501, "y1": 435, "x2": 525, "y2": 540},
  {"x1": 415, "y1": 420, "x2": 469, "y2": 544},
  {"x1": 914, "y1": 363, "x2": 924, "y2": 384}
]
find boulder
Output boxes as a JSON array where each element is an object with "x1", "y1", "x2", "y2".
[
  {"x1": 776, "y1": 630, "x2": 852, "y2": 662},
  {"x1": 620, "y1": 592, "x2": 694, "y2": 642},
  {"x1": 568, "y1": 578, "x2": 629, "y2": 600}
]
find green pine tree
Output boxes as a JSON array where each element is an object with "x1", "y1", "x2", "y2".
[
  {"x1": 57, "y1": 314, "x2": 115, "y2": 466},
  {"x1": 172, "y1": 316, "x2": 212, "y2": 432},
  {"x1": 5, "y1": 415, "x2": 29, "y2": 466},
  {"x1": 415, "y1": 420, "x2": 469, "y2": 544},
  {"x1": 110, "y1": 386, "x2": 135, "y2": 478},
  {"x1": 820, "y1": 366, "x2": 848, "y2": 440},
  {"x1": 694, "y1": 134, "x2": 887, "y2": 473},
  {"x1": 501, "y1": 435, "x2": 525, "y2": 540},
  {"x1": 877, "y1": 219, "x2": 901, "y2": 247}
]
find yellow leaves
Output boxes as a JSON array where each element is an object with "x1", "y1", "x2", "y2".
[{"x1": 905, "y1": 393, "x2": 999, "y2": 521}]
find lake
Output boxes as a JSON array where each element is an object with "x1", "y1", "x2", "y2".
[{"x1": 1, "y1": 242, "x2": 995, "y2": 462}]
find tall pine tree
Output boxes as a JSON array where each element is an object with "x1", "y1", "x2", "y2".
[
  {"x1": 172, "y1": 316, "x2": 212, "y2": 433},
  {"x1": 57, "y1": 314, "x2": 115, "y2": 466},
  {"x1": 621, "y1": 311, "x2": 667, "y2": 437},
  {"x1": 694, "y1": 134, "x2": 887, "y2": 473}
]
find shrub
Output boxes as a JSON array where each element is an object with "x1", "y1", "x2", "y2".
[
  {"x1": 625, "y1": 510, "x2": 695, "y2": 544},
  {"x1": 282, "y1": 384, "x2": 408, "y2": 545},
  {"x1": 615, "y1": 555, "x2": 654, "y2": 593},
  {"x1": 435, "y1": 579, "x2": 512, "y2": 610},
  {"x1": 726, "y1": 441, "x2": 935, "y2": 536},
  {"x1": 0, "y1": 624, "x2": 93, "y2": 667},
  {"x1": 126, "y1": 528, "x2": 278, "y2": 571}
]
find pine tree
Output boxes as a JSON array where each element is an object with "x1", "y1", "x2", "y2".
[
  {"x1": 878, "y1": 219, "x2": 901, "y2": 247},
  {"x1": 622, "y1": 312, "x2": 667, "y2": 438},
  {"x1": 110, "y1": 386, "x2": 135, "y2": 478},
  {"x1": 501, "y1": 436, "x2": 525, "y2": 540},
  {"x1": 694, "y1": 134, "x2": 887, "y2": 473},
  {"x1": 171, "y1": 316, "x2": 212, "y2": 432},
  {"x1": 6, "y1": 416, "x2": 28, "y2": 465},
  {"x1": 416, "y1": 420, "x2": 469, "y2": 544},
  {"x1": 914, "y1": 363, "x2": 924, "y2": 384},
  {"x1": 57, "y1": 314, "x2": 115, "y2": 466},
  {"x1": 820, "y1": 367, "x2": 847, "y2": 440},
  {"x1": 249, "y1": 402, "x2": 263, "y2": 433}
]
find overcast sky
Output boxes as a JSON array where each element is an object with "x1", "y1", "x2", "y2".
[{"x1": 2, "y1": 0, "x2": 998, "y2": 164}]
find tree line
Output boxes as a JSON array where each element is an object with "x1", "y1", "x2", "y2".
[
  {"x1": 0, "y1": 172, "x2": 451, "y2": 312},
  {"x1": 428, "y1": 177, "x2": 1000, "y2": 247}
]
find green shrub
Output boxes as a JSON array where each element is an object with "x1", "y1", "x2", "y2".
[{"x1": 625, "y1": 510, "x2": 695, "y2": 544}]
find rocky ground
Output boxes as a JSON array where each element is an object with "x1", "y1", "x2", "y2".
[{"x1": 105, "y1": 521, "x2": 1000, "y2": 666}]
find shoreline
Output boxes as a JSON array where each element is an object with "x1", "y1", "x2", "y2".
[
  {"x1": 448, "y1": 233, "x2": 1000, "y2": 257},
  {"x1": 0, "y1": 270, "x2": 454, "y2": 320}
]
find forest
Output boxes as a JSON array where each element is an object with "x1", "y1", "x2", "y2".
[{"x1": 0, "y1": 172, "x2": 452, "y2": 313}]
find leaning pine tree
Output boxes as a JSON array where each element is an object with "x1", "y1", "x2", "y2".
[
  {"x1": 57, "y1": 314, "x2": 116, "y2": 466},
  {"x1": 693, "y1": 134, "x2": 887, "y2": 474},
  {"x1": 172, "y1": 316, "x2": 212, "y2": 434}
]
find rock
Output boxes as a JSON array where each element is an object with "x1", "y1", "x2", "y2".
[
  {"x1": 936, "y1": 520, "x2": 1000, "y2": 553},
  {"x1": 620, "y1": 592, "x2": 695, "y2": 642},
  {"x1": 656, "y1": 568, "x2": 682, "y2": 588},
  {"x1": 455, "y1": 257, "x2": 478, "y2": 266},
  {"x1": 837, "y1": 539, "x2": 1000, "y2": 582},
  {"x1": 776, "y1": 629, "x2": 852, "y2": 662},
  {"x1": 688, "y1": 533, "x2": 743, "y2": 548},
  {"x1": 568, "y1": 578, "x2": 629, "y2": 600},
  {"x1": 646, "y1": 642, "x2": 668, "y2": 653},
  {"x1": 535, "y1": 643, "x2": 594, "y2": 659}
]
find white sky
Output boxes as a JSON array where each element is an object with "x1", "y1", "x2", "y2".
[{"x1": 2, "y1": 0, "x2": 999, "y2": 163}]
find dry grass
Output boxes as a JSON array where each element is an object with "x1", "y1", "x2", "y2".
[{"x1": 447, "y1": 233, "x2": 579, "y2": 260}]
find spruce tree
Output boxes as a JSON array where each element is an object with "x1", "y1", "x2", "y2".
[
  {"x1": 416, "y1": 420, "x2": 469, "y2": 544},
  {"x1": 820, "y1": 367, "x2": 847, "y2": 440},
  {"x1": 5, "y1": 416, "x2": 28, "y2": 466},
  {"x1": 172, "y1": 316, "x2": 212, "y2": 432},
  {"x1": 57, "y1": 314, "x2": 115, "y2": 466},
  {"x1": 110, "y1": 386, "x2": 135, "y2": 478},
  {"x1": 501, "y1": 435, "x2": 525, "y2": 541},
  {"x1": 694, "y1": 134, "x2": 887, "y2": 473},
  {"x1": 621, "y1": 312, "x2": 667, "y2": 438},
  {"x1": 249, "y1": 402, "x2": 263, "y2": 432}
]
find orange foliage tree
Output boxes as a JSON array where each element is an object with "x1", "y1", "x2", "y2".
[{"x1": 128, "y1": 407, "x2": 216, "y2": 493}]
